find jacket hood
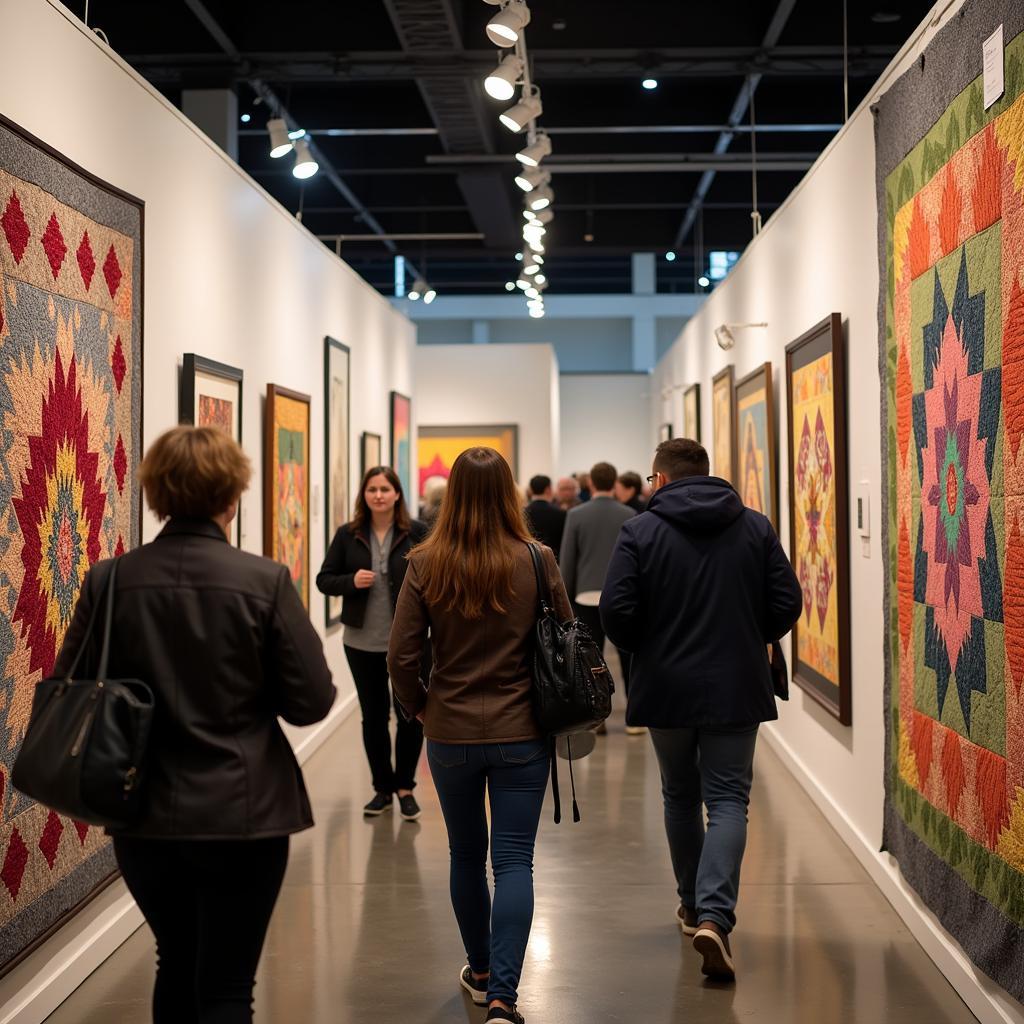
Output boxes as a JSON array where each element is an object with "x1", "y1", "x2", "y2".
[{"x1": 647, "y1": 476, "x2": 745, "y2": 533}]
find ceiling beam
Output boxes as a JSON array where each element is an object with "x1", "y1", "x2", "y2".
[
  {"x1": 238, "y1": 123, "x2": 840, "y2": 138},
  {"x1": 672, "y1": 0, "x2": 800, "y2": 250}
]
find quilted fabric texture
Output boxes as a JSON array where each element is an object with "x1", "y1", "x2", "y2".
[
  {"x1": 0, "y1": 119, "x2": 141, "y2": 972},
  {"x1": 879, "y1": 6, "x2": 1024, "y2": 1002}
]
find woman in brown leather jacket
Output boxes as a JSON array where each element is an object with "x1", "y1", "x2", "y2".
[
  {"x1": 54, "y1": 425, "x2": 336, "y2": 1024},
  {"x1": 388, "y1": 447, "x2": 572, "y2": 1024}
]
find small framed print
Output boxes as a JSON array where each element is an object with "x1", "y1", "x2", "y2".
[
  {"x1": 712, "y1": 365, "x2": 736, "y2": 484},
  {"x1": 734, "y1": 362, "x2": 777, "y2": 529},
  {"x1": 659, "y1": 423, "x2": 673, "y2": 443},
  {"x1": 361, "y1": 431, "x2": 382, "y2": 478},
  {"x1": 683, "y1": 383, "x2": 701, "y2": 441},
  {"x1": 180, "y1": 354, "x2": 243, "y2": 545}
]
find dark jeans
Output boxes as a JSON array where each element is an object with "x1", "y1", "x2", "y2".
[
  {"x1": 113, "y1": 836, "x2": 289, "y2": 1023},
  {"x1": 648, "y1": 726, "x2": 759, "y2": 932},
  {"x1": 427, "y1": 739, "x2": 550, "y2": 1006},
  {"x1": 575, "y1": 603, "x2": 631, "y2": 692},
  {"x1": 345, "y1": 645, "x2": 424, "y2": 793}
]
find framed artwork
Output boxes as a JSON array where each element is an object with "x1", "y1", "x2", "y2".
[
  {"x1": 734, "y1": 363, "x2": 776, "y2": 528},
  {"x1": 361, "y1": 431, "x2": 382, "y2": 478},
  {"x1": 418, "y1": 424, "x2": 519, "y2": 498},
  {"x1": 786, "y1": 314, "x2": 849, "y2": 724},
  {"x1": 0, "y1": 115, "x2": 143, "y2": 973},
  {"x1": 658, "y1": 423, "x2": 673, "y2": 443},
  {"x1": 324, "y1": 338, "x2": 350, "y2": 626},
  {"x1": 711, "y1": 365, "x2": 736, "y2": 484},
  {"x1": 683, "y1": 383, "x2": 701, "y2": 441},
  {"x1": 180, "y1": 354, "x2": 243, "y2": 545},
  {"x1": 390, "y1": 391, "x2": 412, "y2": 502},
  {"x1": 264, "y1": 385, "x2": 311, "y2": 611}
]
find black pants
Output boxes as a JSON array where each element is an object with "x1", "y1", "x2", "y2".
[
  {"x1": 113, "y1": 836, "x2": 289, "y2": 1024},
  {"x1": 344, "y1": 645, "x2": 424, "y2": 793},
  {"x1": 575, "y1": 603, "x2": 631, "y2": 694}
]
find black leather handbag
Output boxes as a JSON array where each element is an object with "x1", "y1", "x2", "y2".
[
  {"x1": 527, "y1": 543, "x2": 614, "y2": 822},
  {"x1": 12, "y1": 560, "x2": 155, "y2": 828}
]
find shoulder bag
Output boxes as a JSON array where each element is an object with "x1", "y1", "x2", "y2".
[{"x1": 12, "y1": 559, "x2": 155, "y2": 828}]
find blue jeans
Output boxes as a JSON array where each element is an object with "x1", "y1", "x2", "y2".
[
  {"x1": 648, "y1": 726, "x2": 759, "y2": 933},
  {"x1": 427, "y1": 739, "x2": 549, "y2": 1006}
]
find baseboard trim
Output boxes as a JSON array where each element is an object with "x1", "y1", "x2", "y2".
[
  {"x1": 762, "y1": 726, "x2": 1024, "y2": 1024},
  {"x1": 0, "y1": 693, "x2": 358, "y2": 1024}
]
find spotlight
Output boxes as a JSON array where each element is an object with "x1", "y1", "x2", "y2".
[
  {"x1": 698, "y1": 275, "x2": 710, "y2": 287},
  {"x1": 527, "y1": 238, "x2": 545, "y2": 253},
  {"x1": 665, "y1": 250, "x2": 676, "y2": 262},
  {"x1": 524, "y1": 262, "x2": 540, "y2": 276},
  {"x1": 516, "y1": 277, "x2": 531, "y2": 289},
  {"x1": 408, "y1": 279, "x2": 424, "y2": 300},
  {"x1": 642, "y1": 77, "x2": 658, "y2": 90},
  {"x1": 514, "y1": 166, "x2": 549, "y2": 192},
  {"x1": 528, "y1": 185, "x2": 553, "y2": 211},
  {"x1": 505, "y1": 281, "x2": 517, "y2": 291},
  {"x1": 515, "y1": 251, "x2": 524, "y2": 260},
  {"x1": 535, "y1": 208, "x2": 554, "y2": 225},
  {"x1": 531, "y1": 253, "x2": 544, "y2": 265},
  {"x1": 484, "y1": 54, "x2": 525, "y2": 101},
  {"x1": 714, "y1": 326, "x2": 734, "y2": 350},
  {"x1": 525, "y1": 286, "x2": 540, "y2": 299},
  {"x1": 292, "y1": 138, "x2": 319, "y2": 179},
  {"x1": 268, "y1": 117, "x2": 293, "y2": 158},
  {"x1": 523, "y1": 226, "x2": 546, "y2": 245},
  {"x1": 529, "y1": 306, "x2": 545, "y2": 318},
  {"x1": 523, "y1": 209, "x2": 539, "y2": 222},
  {"x1": 288, "y1": 128, "x2": 306, "y2": 140},
  {"x1": 534, "y1": 273, "x2": 547, "y2": 284},
  {"x1": 486, "y1": 0, "x2": 531, "y2": 47},
  {"x1": 516, "y1": 134, "x2": 552, "y2": 167},
  {"x1": 240, "y1": 113, "x2": 252, "y2": 123},
  {"x1": 499, "y1": 90, "x2": 542, "y2": 133},
  {"x1": 423, "y1": 286, "x2": 437, "y2": 304}
]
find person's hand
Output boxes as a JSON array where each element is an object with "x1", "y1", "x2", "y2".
[{"x1": 354, "y1": 570, "x2": 376, "y2": 589}]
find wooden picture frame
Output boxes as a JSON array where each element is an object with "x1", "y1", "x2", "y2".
[
  {"x1": 264, "y1": 384, "x2": 312, "y2": 611},
  {"x1": 324, "y1": 339, "x2": 351, "y2": 626},
  {"x1": 785, "y1": 313, "x2": 850, "y2": 725},
  {"x1": 683, "y1": 383, "x2": 701, "y2": 441},
  {"x1": 180, "y1": 354, "x2": 244, "y2": 545},
  {"x1": 390, "y1": 391, "x2": 412, "y2": 503},
  {"x1": 734, "y1": 362, "x2": 777, "y2": 529},
  {"x1": 658, "y1": 423, "x2": 673, "y2": 443},
  {"x1": 361, "y1": 431, "x2": 382, "y2": 478},
  {"x1": 711, "y1": 365, "x2": 736, "y2": 484}
]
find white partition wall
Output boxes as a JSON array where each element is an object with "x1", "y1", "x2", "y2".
[
  {"x1": 0, "y1": 2, "x2": 415, "y2": 1020},
  {"x1": 652, "y1": 2, "x2": 1021, "y2": 1022}
]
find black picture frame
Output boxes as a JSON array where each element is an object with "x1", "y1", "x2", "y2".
[
  {"x1": 324, "y1": 338, "x2": 351, "y2": 628},
  {"x1": 361, "y1": 431, "x2": 382, "y2": 479}
]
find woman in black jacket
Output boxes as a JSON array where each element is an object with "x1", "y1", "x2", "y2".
[
  {"x1": 317, "y1": 466, "x2": 427, "y2": 820},
  {"x1": 53, "y1": 425, "x2": 336, "y2": 1024}
]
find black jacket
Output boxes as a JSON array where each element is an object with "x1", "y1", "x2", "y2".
[
  {"x1": 52, "y1": 519, "x2": 337, "y2": 839},
  {"x1": 600, "y1": 477, "x2": 803, "y2": 728},
  {"x1": 316, "y1": 519, "x2": 428, "y2": 627},
  {"x1": 524, "y1": 500, "x2": 567, "y2": 560}
]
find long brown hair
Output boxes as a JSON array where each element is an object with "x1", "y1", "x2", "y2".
[
  {"x1": 348, "y1": 466, "x2": 412, "y2": 535},
  {"x1": 412, "y1": 447, "x2": 532, "y2": 618}
]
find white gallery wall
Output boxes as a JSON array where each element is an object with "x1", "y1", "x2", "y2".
[
  {"x1": 0, "y1": 1, "x2": 415, "y2": 1020},
  {"x1": 559, "y1": 373, "x2": 652, "y2": 478},
  {"x1": 415, "y1": 344, "x2": 560, "y2": 484},
  {"x1": 653, "y1": 2, "x2": 1020, "y2": 1022}
]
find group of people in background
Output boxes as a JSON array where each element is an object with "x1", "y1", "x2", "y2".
[{"x1": 46, "y1": 425, "x2": 802, "y2": 1024}]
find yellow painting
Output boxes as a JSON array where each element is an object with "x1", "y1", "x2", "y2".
[
  {"x1": 417, "y1": 425, "x2": 518, "y2": 497},
  {"x1": 791, "y1": 352, "x2": 838, "y2": 685}
]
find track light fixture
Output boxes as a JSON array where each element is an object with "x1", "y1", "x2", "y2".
[
  {"x1": 527, "y1": 238, "x2": 545, "y2": 253},
  {"x1": 516, "y1": 276, "x2": 531, "y2": 289},
  {"x1": 408, "y1": 278, "x2": 437, "y2": 303},
  {"x1": 268, "y1": 117, "x2": 292, "y2": 158},
  {"x1": 535, "y1": 208, "x2": 553, "y2": 225},
  {"x1": 714, "y1": 322, "x2": 767, "y2": 350},
  {"x1": 516, "y1": 134, "x2": 551, "y2": 168},
  {"x1": 486, "y1": 0, "x2": 531, "y2": 47},
  {"x1": 529, "y1": 305, "x2": 545, "y2": 318},
  {"x1": 292, "y1": 138, "x2": 319, "y2": 179},
  {"x1": 528, "y1": 184, "x2": 554, "y2": 211},
  {"x1": 514, "y1": 166, "x2": 549, "y2": 193},
  {"x1": 499, "y1": 88, "x2": 542, "y2": 133},
  {"x1": 485, "y1": 54, "x2": 525, "y2": 101},
  {"x1": 523, "y1": 208, "x2": 538, "y2": 222}
]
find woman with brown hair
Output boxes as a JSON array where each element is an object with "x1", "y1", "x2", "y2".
[
  {"x1": 317, "y1": 466, "x2": 428, "y2": 820},
  {"x1": 53, "y1": 425, "x2": 336, "y2": 1023},
  {"x1": 388, "y1": 447, "x2": 572, "y2": 1024}
]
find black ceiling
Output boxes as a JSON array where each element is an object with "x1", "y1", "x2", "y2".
[{"x1": 62, "y1": 0, "x2": 935, "y2": 296}]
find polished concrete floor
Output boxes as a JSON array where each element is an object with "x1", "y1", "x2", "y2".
[{"x1": 46, "y1": 702, "x2": 977, "y2": 1023}]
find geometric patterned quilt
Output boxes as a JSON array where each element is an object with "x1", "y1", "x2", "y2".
[
  {"x1": 879, "y1": 0, "x2": 1024, "y2": 1003},
  {"x1": 0, "y1": 116, "x2": 142, "y2": 973}
]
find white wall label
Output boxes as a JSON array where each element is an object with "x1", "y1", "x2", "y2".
[{"x1": 983, "y1": 24, "x2": 1004, "y2": 110}]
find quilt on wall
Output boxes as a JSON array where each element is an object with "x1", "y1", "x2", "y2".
[
  {"x1": 0, "y1": 118, "x2": 142, "y2": 971},
  {"x1": 878, "y1": 0, "x2": 1024, "y2": 1001}
]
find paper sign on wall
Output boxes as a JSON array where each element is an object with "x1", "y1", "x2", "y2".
[{"x1": 983, "y1": 24, "x2": 1004, "y2": 110}]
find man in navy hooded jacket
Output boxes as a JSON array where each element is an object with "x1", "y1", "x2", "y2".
[{"x1": 600, "y1": 437, "x2": 802, "y2": 982}]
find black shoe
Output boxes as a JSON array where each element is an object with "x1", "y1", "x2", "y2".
[
  {"x1": 363, "y1": 792, "x2": 393, "y2": 816},
  {"x1": 486, "y1": 1007, "x2": 524, "y2": 1024},
  {"x1": 459, "y1": 965, "x2": 488, "y2": 1006},
  {"x1": 399, "y1": 794, "x2": 421, "y2": 821}
]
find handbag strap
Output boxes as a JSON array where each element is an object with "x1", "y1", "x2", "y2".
[
  {"x1": 65, "y1": 559, "x2": 119, "y2": 681},
  {"x1": 526, "y1": 542, "x2": 554, "y2": 618}
]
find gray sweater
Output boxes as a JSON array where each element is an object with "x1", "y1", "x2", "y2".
[{"x1": 560, "y1": 496, "x2": 635, "y2": 601}]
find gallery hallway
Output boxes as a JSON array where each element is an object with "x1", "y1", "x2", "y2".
[{"x1": 43, "y1": 700, "x2": 976, "y2": 1024}]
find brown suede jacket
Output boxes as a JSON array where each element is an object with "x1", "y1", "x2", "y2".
[{"x1": 387, "y1": 542, "x2": 572, "y2": 743}]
